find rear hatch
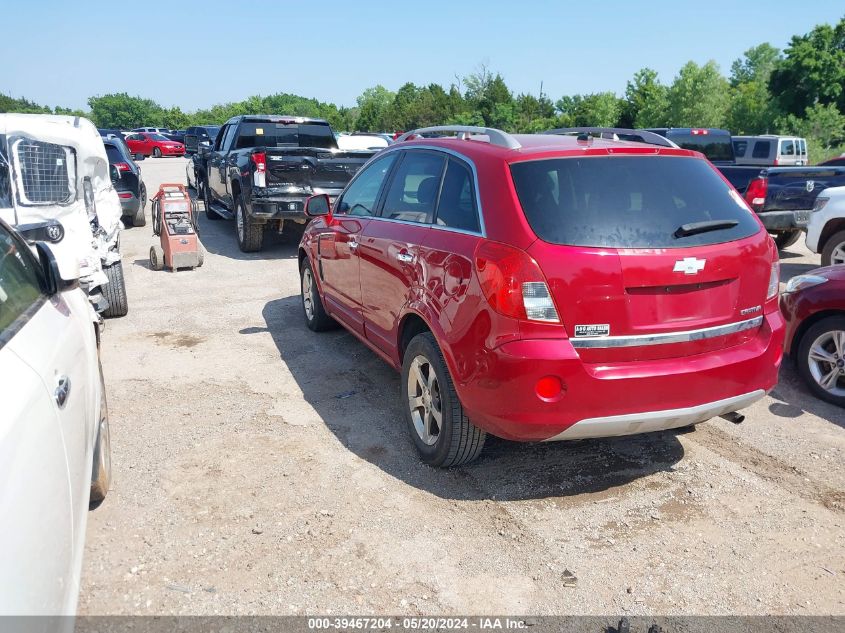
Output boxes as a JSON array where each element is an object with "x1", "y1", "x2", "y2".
[
  {"x1": 761, "y1": 166, "x2": 845, "y2": 212},
  {"x1": 512, "y1": 153, "x2": 772, "y2": 362},
  {"x1": 235, "y1": 120, "x2": 374, "y2": 191}
]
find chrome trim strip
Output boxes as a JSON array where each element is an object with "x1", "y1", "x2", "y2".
[
  {"x1": 544, "y1": 390, "x2": 766, "y2": 441},
  {"x1": 570, "y1": 315, "x2": 764, "y2": 348}
]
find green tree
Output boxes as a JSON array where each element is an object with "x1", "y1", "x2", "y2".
[
  {"x1": 463, "y1": 66, "x2": 513, "y2": 127},
  {"x1": 730, "y1": 43, "x2": 781, "y2": 86},
  {"x1": 557, "y1": 92, "x2": 624, "y2": 127},
  {"x1": 769, "y1": 17, "x2": 845, "y2": 116},
  {"x1": 0, "y1": 94, "x2": 51, "y2": 114},
  {"x1": 779, "y1": 102, "x2": 845, "y2": 151},
  {"x1": 667, "y1": 61, "x2": 730, "y2": 127},
  {"x1": 87, "y1": 93, "x2": 162, "y2": 128},
  {"x1": 354, "y1": 85, "x2": 394, "y2": 131},
  {"x1": 624, "y1": 68, "x2": 669, "y2": 128}
]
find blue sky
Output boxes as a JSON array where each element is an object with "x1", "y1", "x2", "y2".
[{"x1": 2, "y1": 1, "x2": 842, "y2": 112}]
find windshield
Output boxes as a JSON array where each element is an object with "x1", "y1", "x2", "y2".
[
  {"x1": 510, "y1": 156, "x2": 760, "y2": 248},
  {"x1": 666, "y1": 133, "x2": 734, "y2": 162},
  {"x1": 202, "y1": 126, "x2": 220, "y2": 138},
  {"x1": 235, "y1": 122, "x2": 337, "y2": 149}
]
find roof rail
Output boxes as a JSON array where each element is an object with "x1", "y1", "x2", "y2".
[
  {"x1": 546, "y1": 127, "x2": 679, "y2": 149},
  {"x1": 396, "y1": 126, "x2": 522, "y2": 150}
]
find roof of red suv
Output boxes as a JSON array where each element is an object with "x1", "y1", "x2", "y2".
[{"x1": 397, "y1": 133, "x2": 699, "y2": 162}]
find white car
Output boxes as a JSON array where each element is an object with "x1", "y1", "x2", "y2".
[
  {"x1": 806, "y1": 186, "x2": 845, "y2": 266},
  {"x1": 0, "y1": 218, "x2": 111, "y2": 615}
]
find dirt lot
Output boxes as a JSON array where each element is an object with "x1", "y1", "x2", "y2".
[{"x1": 79, "y1": 157, "x2": 845, "y2": 616}]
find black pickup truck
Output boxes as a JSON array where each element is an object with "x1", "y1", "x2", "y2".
[
  {"x1": 649, "y1": 128, "x2": 845, "y2": 248},
  {"x1": 194, "y1": 115, "x2": 378, "y2": 252},
  {"x1": 743, "y1": 165, "x2": 845, "y2": 248}
]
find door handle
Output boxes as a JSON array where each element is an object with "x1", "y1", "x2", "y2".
[
  {"x1": 348, "y1": 239, "x2": 359, "y2": 250},
  {"x1": 55, "y1": 376, "x2": 71, "y2": 409},
  {"x1": 396, "y1": 252, "x2": 413, "y2": 263}
]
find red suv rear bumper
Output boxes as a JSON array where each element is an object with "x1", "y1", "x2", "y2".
[{"x1": 456, "y1": 310, "x2": 785, "y2": 441}]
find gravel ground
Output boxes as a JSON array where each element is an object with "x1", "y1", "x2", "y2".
[{"x1": 79, "y1": 157, "x2": 845, "y2": 616}]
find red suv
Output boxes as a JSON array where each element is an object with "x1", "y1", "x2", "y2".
[{"x1": 298, "y1": 126, "x2": 785, "y2": 467}]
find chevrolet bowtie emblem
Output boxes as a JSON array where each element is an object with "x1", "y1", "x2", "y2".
[{"x1": 673, "y1": 257, "x2": 706, "y2": 274}]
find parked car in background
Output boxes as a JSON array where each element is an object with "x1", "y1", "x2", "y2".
[
  {"x1": 819, "y1": 154, "x2": 845, "y2": 167},
  {"x1": 806, "y1": 186, "x2": 845, "y2": 266},
  {"x1": 744, "y1": 165, "x2": 845, "y2": 249},
  {"x1": 193, "y1": 115, "x2": 377, "y2": 252},
  {"x1": 132, "y1": 127, "x2": 171, "y2": 135},
  {"x1": 352, "y1": 131, "x2": 394, "y2": 145},
  {"x1": 125, "y1": 132, "x2": 185, "y2": 158},
  {"x1": 781, "y1": 266, "x2": 845, "y2": 407},
  {"x1": 97, "y1": 128, "x2": 126, "y2": 142},
  {"x1": 733, "y1": 135, "x2": 808, "y2": 166},
  {"x1": 163, "y1": 129, "x2": 185, "y2": 144},
  {"x1": 183, "y1": 125, "x2": 220, "y2": 154},
  {"x1": 337, "y1": 134, "x2": 390, "y2": 150},
  {"x1": 0, "y1": 217, "x2": 111, "y2": 615},
  {"x1": 103, "y1": 137, "x2": 147, "y2": 227},
  {"x1": 298, "y1": 125, "x2": 784, "y2": 466}
]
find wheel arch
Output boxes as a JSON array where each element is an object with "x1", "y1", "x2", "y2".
[
  {"x1": 790, "y1": 309, "x2": 845, "y2": 357},
  {"x1": 819, "y1": 219, "x2": 845, "y2": 253}
]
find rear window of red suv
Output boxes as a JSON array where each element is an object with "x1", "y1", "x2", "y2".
[{"x1": 510, "y1": 156, "x2": 760, "y2": 248}]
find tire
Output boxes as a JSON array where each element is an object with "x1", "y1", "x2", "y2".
[
  {"x1": 150, "y1": 244, "x2": 164, "y2": 271},
  {"x1": 235, "y1": 194, "x2": 264, "y2": 252},
  {"x1": 773, "y1": 230, "x2": 802, "y2": 250},
  {"x1": 151, "y1": 199, "x2": 161, "y2": 236},
  {"x1": 821, "y1": 230, "x2": 845, "y2": 267},
  {"x1": 202, "y1": 179, "x2": 222, "y2": 221},
  {"x1": 153, "y1": 147, "x2": 162, "y2": 158},
  {"x1": 101, "y1": 261, "x2": 129, "y2": 318},
  {"x1": 89, "y1": 357, "x2": 111, "y2": 509},
  {"x1": 132, "y1": 185, "x2": 147, "y2": 227},
  {"x1": 401, "y1": 332, "x2": 486, "y2": 467},
  {"x1": 300, "y1": 258, "x2": 335, "y2": 331},
  {"x1": 796, "y1": 316, "x2": 845, "y2": 407}
]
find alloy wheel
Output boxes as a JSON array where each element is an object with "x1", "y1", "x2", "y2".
[
  {"x1": 302, "y1": 267, "x2": 314, "y2": 320},
  {"x1": 831, "y1": 243, "x2": 845, "y2": 266},
  {"x1": 807, "y1": 329, "x2": 845, "y2": 397},
  {"x1": 407, "y1": 355, "x2": 443, "y2": 446},
  {"x1": 236, "y1": 203, "x2": 245, "y2": 242}
]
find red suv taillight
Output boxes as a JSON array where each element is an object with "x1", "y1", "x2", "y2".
[
  {"x1": 474, "y1": 240, "x2": 560, "y2": 323},
  {"x1": 114, "y1": 162, "x2": 131, "y2": 171},
  {"x1": 744, "y1": 176, "x2": 768, "y2": 211},
  {"x1": 252, "y1": 151, "x2": 266, "y2": 187}
]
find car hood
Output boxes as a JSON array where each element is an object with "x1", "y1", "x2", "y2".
[{"x1": 809, "y1": 265, "x2": 845, "y2": 282}]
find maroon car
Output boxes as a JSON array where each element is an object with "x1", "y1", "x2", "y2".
[{"x1": 781, "y1": 265, "x2": 845, "y2": 407}]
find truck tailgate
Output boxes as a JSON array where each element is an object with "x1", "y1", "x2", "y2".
[
  {"x1": 264, "y1": 148, "x2": 375, "y2": 192},
  {"x1": 763, "y1": 167, "x2": 845, "y2": 212}
]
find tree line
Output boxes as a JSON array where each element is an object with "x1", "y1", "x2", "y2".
[{"x1": 3, "y1": 17, "x2": 844, "y2": 162}]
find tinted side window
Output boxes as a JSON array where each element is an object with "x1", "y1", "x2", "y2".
[
  {"x1": 435, "y1": 158, "x2": 480, "y2": 233},
  {"x1": 104, "y1": 145, "x2": 123, "y2": 163},
  {"x1": 382, "y1": 152, "x2": 446, "y2": 224},
  {"x1": 335, "y1": 153, "x2": 397, "y2": 217},
  {"x1": 0, "y1": 225, "x2": 43, "y2": 335},
  {"x1": 752, "y1": 141, "x2": 771, "y2": 159},
  {"x1": 221, "y1": 125, "x2": 238, "y2": 150}
]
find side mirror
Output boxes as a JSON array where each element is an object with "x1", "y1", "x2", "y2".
[
  {"x1": 199, "y1": 141, "x2": 212, "y2": 155},
  {"x1": 109, "y1": 164, "x2": 121, "y2": 184},
  {"x1": 304, "y1": 193, "x2": 331, "y2": 217},
  {"x1": 34, "y1": 240, "x2": 79, "y2": 295}
]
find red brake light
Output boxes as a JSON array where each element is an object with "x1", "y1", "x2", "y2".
[
  {"x1": 474, "y1": 240, "x2": 559, "y2": 323},
  {"x1": 118, "y1": 192, "x2": 132, "y2": 199},
  {"x1": 691, "y1": 129, "x2": 709, "y2": 135},
  {"x1": 744, "y1": 177, "x2": 768, "y2": 211},
  {"x1": 251, "y1": 151, "x2": 266, "y2": 172},
  {"x1": 114, "y1": 162, "x2": 131, "y2": 171}
]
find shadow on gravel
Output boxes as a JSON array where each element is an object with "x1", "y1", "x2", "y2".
[
  {"x1": 780, "y1": 261, "x2": 820, "y2": 281},
  {"x1": 255, "y1": 296, "x2": 685, "y2": 501},
  {"x1": 189, "y1": 190, "x2": 302, "y2": 261},
  {"x1": 768, "y1": 362, "x2": 845, "y2": 430}
]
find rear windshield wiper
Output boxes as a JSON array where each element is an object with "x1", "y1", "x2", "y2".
[{"x1": 674, "y1": 219, "x2": 739, "y2": 238}]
